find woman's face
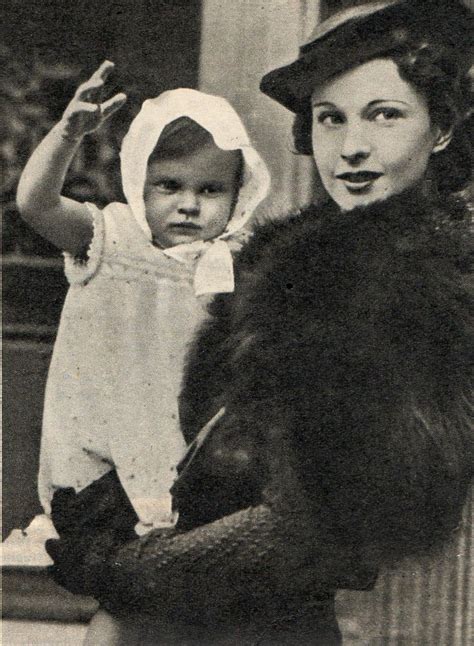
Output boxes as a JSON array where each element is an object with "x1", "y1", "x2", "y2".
[{"x1": 311, "y1": 58, "x2": 448, "y2": 210}]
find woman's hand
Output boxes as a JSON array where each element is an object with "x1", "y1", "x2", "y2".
[
  {"x1": 46, "y1": 528, "x2": 114, "y2": 595},
  {"x1": 57, "y1": 60, "x2": 126, "y2": 142},
  {"x1": 45, "y1": 471, "x2": 140, "y2": 594},
  {"x1": 49, "y1": 470, "x2": 138, "y2": 536}
]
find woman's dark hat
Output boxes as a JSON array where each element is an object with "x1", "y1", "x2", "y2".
[{"x1": 260, "y1": 0, "x2": 473, "y2": 114}]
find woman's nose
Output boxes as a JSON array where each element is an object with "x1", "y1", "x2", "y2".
[
  {"x1": 340, "y1": 122, "x2": 370, "y2": 163},
  {"x1": 177, "y1": 191, "x2": 200, "y2": 216}
]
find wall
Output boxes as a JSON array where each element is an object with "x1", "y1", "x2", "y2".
[{"x1": 199, "y1": 0, "x2": 321, "y2": 217}]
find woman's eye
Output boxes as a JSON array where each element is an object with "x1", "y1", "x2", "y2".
[
  {"x1": 317, "y1": 112, "x2": 345, "y2": 127},
  {"x1": 372, "y1": 108, "x2": 403, "y2": 123}
]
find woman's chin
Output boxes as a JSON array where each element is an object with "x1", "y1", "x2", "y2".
[
  {"x1": 332, "y1": 180, "x2": 430, "y2": 212},
  {"x1": 336, "y1": 193, "x2": 381, "y2": 212},
  {"x1": 333, "y1": 186, "x2": 398, "y2": 211}
]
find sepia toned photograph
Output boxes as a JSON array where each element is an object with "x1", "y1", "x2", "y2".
[{"x1": 2, "y1": 1, "x2": 473, "y2": 644}]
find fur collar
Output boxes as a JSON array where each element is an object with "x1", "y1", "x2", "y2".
[
  {"x1": 181, "y1": 189, "x2": 473, "y2": 560},
  {"x1": 227, "y1": 189, "x2": 472, "y2": 419}
]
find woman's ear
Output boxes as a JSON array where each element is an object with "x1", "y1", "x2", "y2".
[{"x1": 432, "y1": 127, "x2": 453, "y2": 154}]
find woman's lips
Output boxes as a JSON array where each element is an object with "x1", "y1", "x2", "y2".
[{"x1": 336, "y1": 171, "x2": 383, "y2": 193}]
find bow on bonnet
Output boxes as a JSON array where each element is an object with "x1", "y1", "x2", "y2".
[{"x1": 120, "y1": 89, "x2": 271, "y2": 296}]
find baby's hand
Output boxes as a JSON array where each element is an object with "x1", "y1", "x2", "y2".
[{"x1": 58, "y1": 61, "x2": 127, "y2": 141}]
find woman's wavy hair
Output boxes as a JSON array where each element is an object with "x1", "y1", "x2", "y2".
[{"x1": 293, "y1": 32, "x2": 473, "y2": 196}]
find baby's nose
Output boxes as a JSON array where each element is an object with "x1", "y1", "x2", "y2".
[{"x1": 178, "y1": 191, "x2": 200, "y2": 215}]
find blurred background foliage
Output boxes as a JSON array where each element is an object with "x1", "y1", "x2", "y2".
[
  {"x1": 2, "y1": 46, "x2": 126, "y2": 256},
  {"x1": 2, "y1": 0, "x2": 201, "y2": 257}
]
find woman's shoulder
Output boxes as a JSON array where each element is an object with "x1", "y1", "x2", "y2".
[{"x1": 230, "y1": 190, "x2": 473, "y2": 302}]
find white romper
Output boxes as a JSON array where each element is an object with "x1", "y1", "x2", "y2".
[
  {"x1": 38, "y1": 200, "x2": 213, "y2": 525},
  {"x1": 39, "y1": 88, "x2": 271, "y2": 530}
]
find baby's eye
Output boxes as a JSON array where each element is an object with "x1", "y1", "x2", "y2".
[
  {"x1": 152, "y1": 180, "x2": 180, "y2": 193},
  {"x1": 371, "y1": 107, "x2": 403, "y2": 123},
  {"x1": 201, "y1": 184, "x2": 224, "y2": 196},
  {"x1": 316, "y1": 112, "x2": 345, "y2": 127}
]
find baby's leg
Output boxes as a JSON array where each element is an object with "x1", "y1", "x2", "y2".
[
  {"x1": 84, "y1": 609, "x2": 174, "y2": 645},
  {"x1": 84, "y1": 609, "x2": 122, "y2": 645},
  {"x1": 84, "y1": 608, "x2": 198, "y2": 645}
]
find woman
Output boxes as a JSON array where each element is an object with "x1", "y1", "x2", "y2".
[{"x1": 46, "y1": 1, "x2": 473, "y2": 643}]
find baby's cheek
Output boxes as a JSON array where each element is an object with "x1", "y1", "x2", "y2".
[{"x1": 210, "y1": 198, "x2": 232, "y2": 221}]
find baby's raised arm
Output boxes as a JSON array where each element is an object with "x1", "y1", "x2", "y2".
[{"x1": 16, "y1": 61, "x2": 126, "y2": 256}]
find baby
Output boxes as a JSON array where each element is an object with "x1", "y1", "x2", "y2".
[{"x1": 16, "y1": 60, "x2": 270, "y2": 536}]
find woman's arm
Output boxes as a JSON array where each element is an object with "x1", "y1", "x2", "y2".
[
  {"x1": 49, "y1": 501, "x2": 347, "y2": 620},
  {"x1": 16, "y1": 61, "x2": 126, "y2": 255},
  {"x1": 47, "y1": 473, "x2": 375, "y2": 620}
]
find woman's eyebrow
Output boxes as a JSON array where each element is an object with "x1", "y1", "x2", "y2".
[
  {"x1": 312, "y1": 101, "x2": 337, "y2": 108},
  {"x1": 367, "y1": 99, "x2": 410, "y2": 106},
  {"x1": 312, "y1": 99, "x2": 411, "y2": 109}
]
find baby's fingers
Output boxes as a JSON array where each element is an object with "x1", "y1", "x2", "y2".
[
  {"x1": 60, "y1": 101, "x2": 105, "y2": 138},
  {"x1": 64, "y1": 101, "x2": 101, "y2": 127},
  {"x1": 75, "y1": 80, "x2": 103, "y2": 104},
  {"x1": 75, "y1": 60, "x2": 115, "y2": 103},
  {"x1": 92, "y1": 59, "x2": 115, "y2": 81},
  {"x1": 100, "y1": 92, "x2": 127, "y2": 120}
]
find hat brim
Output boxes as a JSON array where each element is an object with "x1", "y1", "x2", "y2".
[{"x1": 260, "y1": 0, "x2": 473, "y2": 114}]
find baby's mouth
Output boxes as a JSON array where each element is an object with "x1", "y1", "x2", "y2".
[{"x1": 169, "y1": 222, "x2": 201, "y2": 230}]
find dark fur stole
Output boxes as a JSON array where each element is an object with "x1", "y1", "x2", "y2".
[{"x1": 180, "y1": 189, "x2": 473, "y2": 561}]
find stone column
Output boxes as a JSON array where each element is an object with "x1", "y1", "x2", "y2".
[{"x1": 199, "y1": 0, "x2": 321, "y2": 218}]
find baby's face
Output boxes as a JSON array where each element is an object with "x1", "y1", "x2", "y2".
[{"x1": 144, "y1": 142, "x2": 241, "y2": 248}]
